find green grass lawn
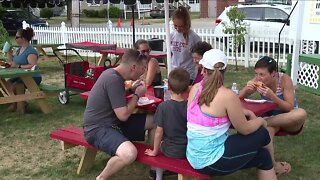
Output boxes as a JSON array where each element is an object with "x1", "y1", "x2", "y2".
[{"x1": 0, "y1": 60, "x2": 319, "y2": 179}]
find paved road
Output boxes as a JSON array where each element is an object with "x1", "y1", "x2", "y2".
[{"x1": 55, "y1": 18, "x2": 216, "y2": 29}]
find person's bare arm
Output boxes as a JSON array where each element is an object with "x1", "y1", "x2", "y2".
[
  {"x1": 145, "y1": 126, "x2": 163, "y2": 156},
  {"x1": 239, "y1": 80, "x2": 257, "y2": 99},
  {"x1": 258, "y1": 75, "x2": 295, "y2": 112},
  {"x1": 226, "y1": 90, "x2": 266, "y2": 135},
  {"x1": 145, "y1": 58, "x2": 159, "y2": 86},
  {"x1": 114, "y1": 82, "x2": 147, "y2": 121}
]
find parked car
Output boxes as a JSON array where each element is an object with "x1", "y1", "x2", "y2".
[
  {"x1": 214, "y1": 3, "x2": 318, "y2": 54},
  {"x1": 0, "y1": 9, "x2": 48, "y2": 35},
  {"x1": 150, "y1": 4, "x2": 176, "y2": 18}
]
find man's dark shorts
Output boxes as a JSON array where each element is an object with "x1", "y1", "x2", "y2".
[{"x1": 85, "y1": 113, "x2": 147, "y2": 156}]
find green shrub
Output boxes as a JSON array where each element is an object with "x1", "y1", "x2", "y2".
[
  {"x1": 109, "y1": 6, "x2": 121, "y2": 18},
  {"x1": 0, "y1": 20, "x2": 10, "y2": 45},
  {"x1": 40, "y1": 8, "x2": 54, "y2": 19},
  {"x1": 83, "y1": 9, "x2": 99, "y2": 18},
  {"x1": 98, "y1": 8, "x2": 108, "y2": 18}
]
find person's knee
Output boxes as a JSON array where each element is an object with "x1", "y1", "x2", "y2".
[
  {"x1": 292, "y1": 108, "x2": 307, "y2": 125},
  {"x1": 256, "y1": 127, "x2": 271, "y2": 145},
  {"x1": 117, "y1": 143, "x2": 137, "y2": 164}
]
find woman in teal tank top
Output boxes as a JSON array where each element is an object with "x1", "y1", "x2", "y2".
[{"x1": 5, "y1": 27, "x2": 42, "y2": 111}]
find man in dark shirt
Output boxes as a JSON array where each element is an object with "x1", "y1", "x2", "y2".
[{"x1": 83, "y1": 49, "x2": 155, "y2": 180}]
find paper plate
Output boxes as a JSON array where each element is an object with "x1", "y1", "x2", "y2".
[{"x1": 244, "y1": 98, "x2": 267, "y2": 103}]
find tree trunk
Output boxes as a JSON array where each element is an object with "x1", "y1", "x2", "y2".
[{"x1": 67, "y1": 0, "x2": 72, "y2": 21}]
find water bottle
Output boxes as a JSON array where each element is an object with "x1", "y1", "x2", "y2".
[
  {"x1": 231, "y1": 82, "x2": 239, "y2": 96},
  {"x1": 163, "y1": 79, "x2": 170, "y2": 101}
]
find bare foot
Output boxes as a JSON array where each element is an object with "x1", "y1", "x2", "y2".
[{"x1": 274, "y1": 161, "x2": 291, "y2": 176}]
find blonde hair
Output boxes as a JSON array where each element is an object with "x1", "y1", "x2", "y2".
[
  {"x1": 172, "y1": 6, "x2": 191, "y2": 43},
  {"x1": 199, "y1": 62, "x2": 226, "y2": 106}
]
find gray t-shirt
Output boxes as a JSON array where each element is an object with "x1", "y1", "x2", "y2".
[
  {"x1": 154, "y1": 100, "x2": 188, "y2": 158},
  {"x1": 83, "y1": 68, "x2": 127, "y2": 135},
  {"x1": 171, "y1": 30, "x2": 201, "y2": 80}
]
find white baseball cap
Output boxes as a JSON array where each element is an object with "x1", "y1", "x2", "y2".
[{"x1": 199, "y1": 49, "x2": 228, "y2": 70}]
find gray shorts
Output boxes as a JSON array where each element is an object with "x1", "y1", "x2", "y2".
[{"x1": 85, "y1": 113, "x2": 146, "y2": 156}]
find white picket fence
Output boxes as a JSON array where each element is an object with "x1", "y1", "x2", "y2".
[{"x1": 30, "y1": 21, "x2": 319, "y2": 68}]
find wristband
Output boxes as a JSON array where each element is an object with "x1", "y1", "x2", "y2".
[{"x1": 133, "y1": 93, "x2": 140, "y2": 99}]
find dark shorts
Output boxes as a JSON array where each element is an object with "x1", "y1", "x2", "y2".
[
  {"x1": 85, "y1": 113, "x2": 146, "y2": 156},
  {"x1": 8, "y1": 76, "x2": 42, "y2": 86}
]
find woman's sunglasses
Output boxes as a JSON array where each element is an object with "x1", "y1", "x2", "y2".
[
  {"x1": 15, "y1": 36, "x2": 22, "y2": 39},
  {"x1": 140, "y1": 48, "x2": 151, "y2": 54}
]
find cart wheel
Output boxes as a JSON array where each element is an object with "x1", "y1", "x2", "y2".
[{"x1": 58, "y1": 91, "x2": 69, "y2": 104}]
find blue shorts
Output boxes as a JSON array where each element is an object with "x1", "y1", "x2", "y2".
[
  {"x1": 8, "y1": 76, "x2": 42, "y2": 86},
  {"x1": 85, "y1": 113, "x2": 146, "y2": 156}
]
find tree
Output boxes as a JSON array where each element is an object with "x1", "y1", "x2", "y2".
[
  {"x1": 222, "y1": 7, "x2": 247, "y2": 71},
  {"x1": 0, "y1": 21, "x2": 10, "y2": 45}
]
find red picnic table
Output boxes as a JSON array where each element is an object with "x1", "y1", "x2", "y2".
[
  {"x1": 65, "y1": 41, "x2": 116, "y2": 52},
  {"x1": 97, "y1": 47, "x2": 167, "y2": 67}
]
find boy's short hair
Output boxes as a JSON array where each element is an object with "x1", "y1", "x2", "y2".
[{"x1": 168, "y1": 68, "x2": 190, "y2": 94}]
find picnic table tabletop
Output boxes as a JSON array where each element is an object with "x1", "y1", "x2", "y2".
[
  {"x1": 0, "y1": 68, "x2": 41, "y2": 78},
  {"x1": 66, "y1": 42, "x2": 116, "y2": 52}
]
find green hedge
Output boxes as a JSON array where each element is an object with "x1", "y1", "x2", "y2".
[
  {"x1": 40, "y1": 8, "x2": 54, "y2": 19},
  {"x1": 82, "y1": 6, "x2": 121, "y2": 18}
]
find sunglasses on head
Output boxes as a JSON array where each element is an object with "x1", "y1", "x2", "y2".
[
  {"x1": 259, "y1": 56, "x2": 274, "y2": 64},
  {"x1": 140, "y1": 48, "x2": 151, "y2": 54}
]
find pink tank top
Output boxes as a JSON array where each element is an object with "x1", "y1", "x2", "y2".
[{"x1": 187, "y1": 81, "x2": 230, "y2": 127}]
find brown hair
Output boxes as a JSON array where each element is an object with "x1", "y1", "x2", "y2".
[
  {"x1": 121, "y1": 49, "x2": 147, "y2": 65},
  {"x1": 198, "y1": 62, "x2": 226, "y2": 106},
  {"x1": 17, "y1": 27, "x2": 34, "y2": 42},
  {"x1": 172, "y1": 6, "x2": 191, "y2": 43},
  {"x1": 255, "y1": 56, "x2": 277, "y2": 73},
  {"x1": 191, "y1": 41, "x2": 212, "y2": 56},
  {"x1": 168, "y1": 68, "x2": 190, "y2": 94},
  {"x1": 134, "y1": 39, "x2": 149, "y2": 50}
]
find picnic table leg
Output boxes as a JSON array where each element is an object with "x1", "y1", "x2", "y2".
[
  {"x1": 16, "y1": 83, "x2": 25, "y2": 114},
  {"x1": 36, "y1": 47, "x2": 50, "y2": 61},
  {"x1": 178, "y1": 174, "x2": 199, "y2": 180},
  {"x1": 77, "y1": 148, "x2": 97, "y2": 174},
  {"x1": 97, "y1": 54, "x2": 108, "y2": 66},
  {"x1": 20, "y1": 76, "x2": 51, "y2": 114}
]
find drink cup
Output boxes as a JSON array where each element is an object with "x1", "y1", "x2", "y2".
[
  {"x1": 153, "y1": 86, "x2": 164, "y2": 99},
  {"x1": 2, "y1": 41, "x2": 11, "y2": 53},
  {"x1": 31, "y1": 39, "x2": 38, "y2": 45}
]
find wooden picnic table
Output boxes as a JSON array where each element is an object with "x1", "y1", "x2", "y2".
[
  {"x1": 97, "y1": 47, "x2": 167, "y2": 67},
  {"x1": 0, "y1": 68, "x2": 50, "y2": 114},
  {"x1": 9, "y1": 43, "x2": 63, "y2": 61}
]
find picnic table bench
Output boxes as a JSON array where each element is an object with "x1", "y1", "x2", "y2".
[{"x1": 50, "y1": 126, "x2": 211, "y2": 180}]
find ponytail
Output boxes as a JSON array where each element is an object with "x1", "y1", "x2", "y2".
[{"x1": 199, "y1": 63, "x2": 225, "y2": 106}]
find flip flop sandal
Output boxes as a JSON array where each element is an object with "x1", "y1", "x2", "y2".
[{"x1": 275, "y1": 161, "x2": 292, "y2": 176}]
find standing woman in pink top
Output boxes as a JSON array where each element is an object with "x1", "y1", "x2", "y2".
[{"x1": 186, "y1": 49, "x2": 277, "y2": 179}]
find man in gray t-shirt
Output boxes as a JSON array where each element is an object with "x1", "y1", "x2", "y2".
[{"x1": 83, "y1": 49, "x2": 155, "y2": 180}]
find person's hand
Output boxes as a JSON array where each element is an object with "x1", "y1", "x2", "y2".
[
  {"x1": 256, "y1": 85, "x2": 274, "y2": 98},
  {"x1": 145, "y1": 148, "x2": 158, "y2": 157},
  {"x1": 246, "y1": 80, "x2": 257, "y2": 91},
  {"x1": 259, "y1": 117, "x2": 267, "y2": 128},
  {"x1": 130, "y1": 79, "x2": 143, "y2": 92},
  {"x1": 135, "y1": 81, "x2": 147, "y2": 97}
]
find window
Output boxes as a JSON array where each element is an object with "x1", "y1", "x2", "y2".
[
  {"x1": 240, "y1": 7, "x2": 263, "y2": 21},
  {"x1": 264, "y1": 8, "x2": 288, "y2": 22}
]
